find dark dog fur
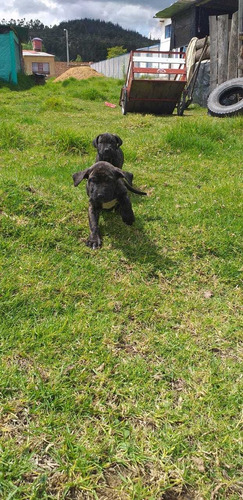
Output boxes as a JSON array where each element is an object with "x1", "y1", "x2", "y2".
[
  {"x1": 93, "y1": 133, "x2": 124, "y2": 168},
  {"x1": 73, "y1": 161, "x2": 146, "y2": 249}
]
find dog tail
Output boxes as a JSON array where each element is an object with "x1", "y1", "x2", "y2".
[{"x1": 123, "y1": 178, "x2": 147, "y2": 196}]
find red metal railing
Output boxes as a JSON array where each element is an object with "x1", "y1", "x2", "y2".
[{"x1": 125, "y1": 50, "x2": 187, "y2": 93}]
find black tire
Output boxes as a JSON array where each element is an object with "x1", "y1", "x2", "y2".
[
  {"x1": 207, "y1": 78, "x2": 243, "y2": 117},
  {"x1": 121, "y1": 88, "x2": 128, "y2": 115}
]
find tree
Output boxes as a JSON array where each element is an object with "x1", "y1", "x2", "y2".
[
  {"x1": 1, "y1": 18, "x2": 158, "y2": 62},
  {"x1": 22, "y1": 42, "x2": 32, "y2": 50},
  {"x1": 107, "y1": 46, "x2": 127, "y2": 59}
]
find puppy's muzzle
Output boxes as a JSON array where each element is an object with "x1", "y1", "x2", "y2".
[{"x1": 102, "y1": 148, "x2": 113, "y2": 159}]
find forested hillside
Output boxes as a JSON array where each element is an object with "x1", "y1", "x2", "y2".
[{"x1": 0, "y1": 18, "x2": 158, "y2": 62}]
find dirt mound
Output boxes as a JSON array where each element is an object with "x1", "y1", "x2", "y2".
[{"x1": 54, "y1": 66, "x2": 104, "y2": 82}]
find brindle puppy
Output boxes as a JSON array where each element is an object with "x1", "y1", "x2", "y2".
[
  {"x1": 92, "y1": 133, "x2": 124, "y2": 168},
  {"x1": 73, "y1": 161, "x2": 146, "y2": 249}
]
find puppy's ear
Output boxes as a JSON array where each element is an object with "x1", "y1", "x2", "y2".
[
  {"x1": 113, "y1": 167, "x2": 125, "y2": 179},
  {"x1": 72, "y1": 168, "x2": 91, "y2": 187},
  {"x1": 92, "y1": 135, "x2": 100, "y2": 149},
  {"x1": 114, "y1": 135, "x2": 123, "y2": 147}
]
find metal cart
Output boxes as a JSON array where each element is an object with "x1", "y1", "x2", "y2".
[{"x1": 119, "y1": 49, "x2": 187, "y2": 115}]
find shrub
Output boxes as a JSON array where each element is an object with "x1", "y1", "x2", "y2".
[
  {"x1": 0, "y1": 123, "x2": 26, "y2": 150},
  {"x1": 79, "y1": 87, "x2": 106, "y2": 101},
  {"x1": 41, "y1": 97, "x2": 64, "y2": 110},
  {"x1": 51, "y1": 129, "x2": 90, "y2": 155},
  {"x1": 17, "y1": 73, "x2": 36, "y2": 90},
  {"x1": 62, "y1": 78, "x2": 76, "y2": 87},
  {"x1": 107, "y1": 46, "x2": 127, "y2": 59},
  {"x1": 165, "y1": 121, "x2": 228, "y2": 155}
]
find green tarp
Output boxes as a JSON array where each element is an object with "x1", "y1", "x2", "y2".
[{"x1": 0, "y1": 30, "x2": 21, "y2": 84}]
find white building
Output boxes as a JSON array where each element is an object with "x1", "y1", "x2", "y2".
[{"x1": 159, "y1": 18, "x2": 172, "y2": 51}]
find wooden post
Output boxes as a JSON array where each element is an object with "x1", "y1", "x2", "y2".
[
  {"x1": 228, "y1": 11, "x2": 239, "y2": 79},
  {"x1": 239, "y1": 0, "x2": 243, "y2": 36},
  {"x1": 239, "y1": 0, "x2": 243, "y2": 75},
  {"x1": 218, "y1": 15, "x2": 229, "y2": 85},
  {"x1": 209, "y1": 16, "x2": 218, "y2": 91}
]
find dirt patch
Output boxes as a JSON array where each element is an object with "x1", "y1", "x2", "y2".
[
  {"x1": 162, "y1": 490, "x2": 199, "y2": 500},
  {"x1": 0, "y1": 401, "x2": 32, "y2": 443},
  {"x1": 54, "y1": 66, "x2": 104, "y2": 82},
  {"x1": 96, "y1": 464, "x2": 133, "y2": 500}
]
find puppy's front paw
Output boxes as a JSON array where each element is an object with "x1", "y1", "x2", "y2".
[
  {"x1": 123, "y1": 215, "x2": 135, "y2": 226},
  {"x1": 86, "y1": 234, "x2": 102, "y2": 249}
]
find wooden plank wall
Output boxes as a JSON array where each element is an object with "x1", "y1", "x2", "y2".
[
  {"x1": 209, "y1": 17, "x2": 218, "y2": 92},
  {"x1": 228, "y1": 12, "x2": 239, "y2": 80},
  {"x1": 239, "y1": 0, "x2": 243, "y2": 75},
  {"x1": 209, "y1": 12, "x2": 241, "y2": 91}
]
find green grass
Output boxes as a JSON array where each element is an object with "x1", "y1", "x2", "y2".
[{"x1": 0, "y1": 75, "x2": 242, "y2": 500}]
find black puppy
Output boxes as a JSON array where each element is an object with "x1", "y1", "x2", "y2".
[
  {"x1": 93, "y1": 133, "x2": 124, "y2": 168},
  {"x1": 73, "y1": 161, "x2": 146, "y2": 249}
]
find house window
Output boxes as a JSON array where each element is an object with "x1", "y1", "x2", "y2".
[
  {"x1": 165, "y1": 24, "x2": 171, "y2": 39},
  {"x1": 32, "y1": 62, "x2": 50, "y2": 74}
]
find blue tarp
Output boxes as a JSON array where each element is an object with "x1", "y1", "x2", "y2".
[{"x1": 0, "y1": 30, "x2": 21, "y2": 84}]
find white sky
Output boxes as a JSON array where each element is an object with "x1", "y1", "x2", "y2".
[{"x1": 0, "y1": 0, "x2": 172, "y2": 38}]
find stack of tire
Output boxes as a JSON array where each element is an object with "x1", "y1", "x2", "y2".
[{"x1": 207, "y1": 77, "x2": 243, "y2": 117}]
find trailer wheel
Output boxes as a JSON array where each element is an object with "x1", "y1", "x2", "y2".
[
  {"x1": 207, "y1": 78, "x2": 243, "y2": 117},
  {"x1": 121, "y1": 88, "x2": 128, "y2": 115}
]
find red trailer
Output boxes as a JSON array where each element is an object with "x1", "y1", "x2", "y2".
[{"x1": 119, "y1": 49, "x2": 187, "y2": 115}]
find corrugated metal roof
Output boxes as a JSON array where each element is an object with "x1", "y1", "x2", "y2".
[{"x1": 22, "y1": 50, "x2": 54, "y2": 58}]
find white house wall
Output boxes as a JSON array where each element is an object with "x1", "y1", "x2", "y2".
[{"x1": 159, "y1": 18, "x2": 172, "y2": 51}]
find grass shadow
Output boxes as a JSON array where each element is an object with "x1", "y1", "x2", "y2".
[
  {"x1": 100, "y1": 209, "x2": 175, "y2": 273},
  {"x1": 0, "y1": 74, "x2": 37, "y2": 91}
]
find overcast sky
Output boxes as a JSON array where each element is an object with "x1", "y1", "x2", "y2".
[{"x1": 0, "y1": 0, "x2": 172, "y2": 38}]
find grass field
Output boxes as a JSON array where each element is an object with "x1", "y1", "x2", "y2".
[{"x1": 0, "y1": 75, "x2": 242, "y2": 500}]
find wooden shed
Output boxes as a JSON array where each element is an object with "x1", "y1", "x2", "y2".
[{"x1": 155, "y1": 0, "x2": 238, "y2": 49}]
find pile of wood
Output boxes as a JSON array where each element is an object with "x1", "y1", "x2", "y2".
[{"x1": 195, "y1": 37, "x2": 210, "y2": 62}]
